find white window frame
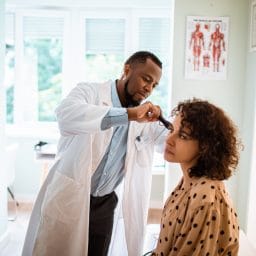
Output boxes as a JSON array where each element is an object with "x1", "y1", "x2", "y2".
[
  {"x1": 5, "y1": 7, "x2": 172, "y2": 139},
  {"x1": 6, "y1": 9, "x2": 70, "y2": 137},
  {"x1": 78, "y1": 9, "x2": 129, "y2": 86}
]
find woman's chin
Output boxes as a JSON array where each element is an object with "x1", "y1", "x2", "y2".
[{"x1": 164, "y1": 153, "x2": 175, "y2": 163}]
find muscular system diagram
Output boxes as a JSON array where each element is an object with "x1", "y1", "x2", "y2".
[{"x1": 185, "y1": 16, "x2": 228, "y2": 80}]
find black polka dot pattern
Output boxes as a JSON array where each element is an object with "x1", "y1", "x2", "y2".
[{"x1": 152, "y1": 178, "x2": 239, "y2": 256}]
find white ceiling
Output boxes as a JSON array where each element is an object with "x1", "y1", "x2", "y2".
[{"x1": 6, "y1": 0, "x2": 172, "y2": 9}]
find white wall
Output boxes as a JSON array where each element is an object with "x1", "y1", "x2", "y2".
[
  {"x1": 239, "y1": 0, "x2": 256, "y2": 244},
  {"x1": 6, "y1": 0, "x2": 170, "y2": 8},
  {"x1": 0, "y1": 0, "x2": 7, "y2": 244},
  {"x1": 171, "y1": 0, "x2": 248, "y2": 125},
  {"x1": 168, "y1": 0, "x2": 249, "y2": 230}
]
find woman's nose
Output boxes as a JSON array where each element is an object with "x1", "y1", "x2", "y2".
[{"x1": 166, "y1": 132, "x2": 175, "y2": 145}]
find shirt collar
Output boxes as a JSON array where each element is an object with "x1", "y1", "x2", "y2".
[{"x1": 111, "y1": 80, "x2": 122, "y2": 108}]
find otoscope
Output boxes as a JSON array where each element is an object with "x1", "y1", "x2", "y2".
[
  {"x1": 147, "y1": 111, "x2": 171, "y2": 130},
  {"x1": 158, "y1": 114, "x2": 171, "y2": 130}
]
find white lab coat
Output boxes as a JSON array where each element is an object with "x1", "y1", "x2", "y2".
[{"x1": 22, "y1": 80, "x2": 167, "y2": 256}]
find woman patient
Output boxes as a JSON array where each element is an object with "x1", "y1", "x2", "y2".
[{"x1": 152, "y1": 98, "x2": 241, "y2": 256}]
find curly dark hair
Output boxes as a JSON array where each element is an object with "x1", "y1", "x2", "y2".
[
  {"x1": 125, "y1": 51, "x2": 162, "y2": 69},
  {"x1": 172, "y1": 98, "x2": 242, "y2": 180}
]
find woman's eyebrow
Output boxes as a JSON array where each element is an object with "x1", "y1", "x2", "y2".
[{"x1": 179, "y1": 129, "x2": 193, "y2": 138}]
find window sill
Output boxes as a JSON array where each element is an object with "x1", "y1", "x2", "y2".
[
  {"x1": 5, "y1": 123, "x2": 60, "y2": 140},
  {"x1": 6, "y1": 124, "x2": 166, "y2": 175}
]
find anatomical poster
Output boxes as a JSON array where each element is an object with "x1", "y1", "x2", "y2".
[{"x1": 185, "y1": 16, "x2": 229, "y2": 80}]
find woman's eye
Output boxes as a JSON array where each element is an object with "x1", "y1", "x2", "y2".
[{"x1": 179, "y1": 134, "x2": 188, "y2": 140}]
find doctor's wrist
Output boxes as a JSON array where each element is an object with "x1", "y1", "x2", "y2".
[{"x1": 127, "y1": 108, "x2": 137, "y2": 121}]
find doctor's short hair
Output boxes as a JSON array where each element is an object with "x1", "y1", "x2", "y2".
[
  {"x1": 171, "y1": 98, "x2": 242, "y2": 180},
  {"x1": 125, "y1": 51, "x2": 162, "y2": 69}
]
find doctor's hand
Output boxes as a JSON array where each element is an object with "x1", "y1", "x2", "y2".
[{"x1": 127, "y1": 101, "x2": 161, "y2": 123}]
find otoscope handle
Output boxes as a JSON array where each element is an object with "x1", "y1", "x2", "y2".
[{"x1": 158, "y1": 114, "x2": 171, "y2": 130}]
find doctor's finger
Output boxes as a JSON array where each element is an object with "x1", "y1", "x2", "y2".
[{"x1": 147, "y1": 105, "x2": 161, "y2": 121}]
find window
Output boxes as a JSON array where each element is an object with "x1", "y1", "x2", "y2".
[
  {"x1": 84, "y1": 18, "x2": 125, "y2": 82},
  {"x1": 5, "y1": 8, "x2": 172, "y2": 137},
  {"x1": 5, "y1": 13, "x2": 15, "y2": 124},
  {"x1": 139, "y1": 17, "x2": 171, "y2": 115},
  {"x1": 5, "y1": 11, "x2": 66, "y2": 127},
  {"x1": 23, "y1": 16, "x2": 64, "y2": 122}
]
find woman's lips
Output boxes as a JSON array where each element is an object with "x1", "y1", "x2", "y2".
[{"x1": 165, "y1": 146, "x2": 174, "y2": 155}]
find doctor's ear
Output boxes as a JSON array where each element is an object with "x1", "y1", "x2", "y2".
[{"x1": 123, "y1": 64, "x2": 131, "y2": 79}]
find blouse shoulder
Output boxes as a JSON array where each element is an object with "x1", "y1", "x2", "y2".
[{"x1": 187, "y1": 178, "x2": 224, "y2": 210}]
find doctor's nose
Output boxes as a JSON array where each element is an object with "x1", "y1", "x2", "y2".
[{"x1": 144, "y1": 82, "x2": 154, "y2": 93}]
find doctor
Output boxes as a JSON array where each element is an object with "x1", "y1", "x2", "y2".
[{"x1": 22, "y1": 51, "x2": 168, "y2": 256}]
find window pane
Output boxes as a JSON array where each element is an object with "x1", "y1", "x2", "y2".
[
  {"x1": 24, "y1": 38, "x2": 63, "y2": 121},
  {"x1": 139, "y1": 18, "x2": 171, "y2": 116},
  {"x1": 5, "y1": 13, "x2": 15, "y2": 124},
  {"x1": 84, "y1": 54, "x2": 123, "y2": 82},
  {"x1": 84, "y1": 19, "x2": 125, "y2": 82},
  {"x1": 23, "y1": 16, "x2": 64, "y2": 122},
  {"x1": 139, "y1": 17, "x2": 171, "y2": 169}
]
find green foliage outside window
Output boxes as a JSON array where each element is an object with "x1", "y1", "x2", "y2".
[
  {"x1": 85, "y1": 54, "x2": 123, "y2": 82},
  {"x1": 6, "y1": 86, "x2": 14, "y2": 123},
  {"x1": 24, "y1": 38, "x2": 63, "y2": 122},
  {"x1": 5, "y1": 43, "x2": 15, "y2": 124}
]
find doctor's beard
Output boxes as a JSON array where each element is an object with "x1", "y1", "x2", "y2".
[{"x1": 124, "y1": 80, "x2": 141, "y2": 107}]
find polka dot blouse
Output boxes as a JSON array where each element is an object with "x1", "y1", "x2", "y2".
[{"x1": 152, "y1": 177, "x2": 239, "y2": 256}]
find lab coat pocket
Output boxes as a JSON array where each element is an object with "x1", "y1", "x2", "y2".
[
  {"x1": 135, "y1": 135, "x2": 153, "y2": 167},
  {"x1": 41, "y1": 171, "x2": 84, "y2": 223}
]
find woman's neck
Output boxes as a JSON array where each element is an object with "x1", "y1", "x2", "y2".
[{"x1": 180, "y1": 164, "x2": 195, "y2": 188}]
